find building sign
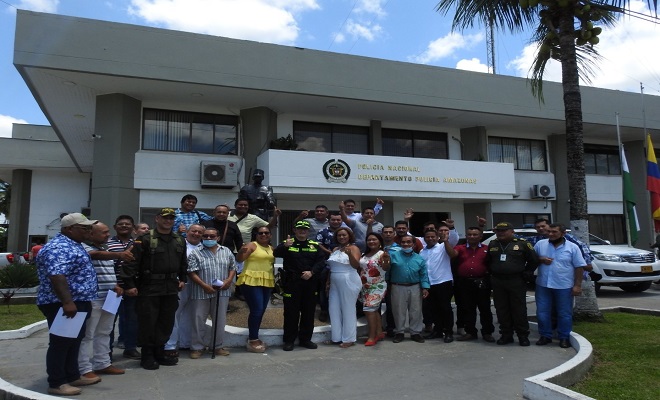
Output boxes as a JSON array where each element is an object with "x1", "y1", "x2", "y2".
[{"x1": 259, "y1": 150, "x2": 515, "y2": 198}]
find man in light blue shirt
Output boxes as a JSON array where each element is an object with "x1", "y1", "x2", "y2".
[{"x1": 533, "y1": 223, "x2": 585, "y2": 349}]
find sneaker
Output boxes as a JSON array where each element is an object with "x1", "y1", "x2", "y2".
[
  {"x1": 190, "y1": 350, "x2": 203, "y2": 359},
  {"x1": 70, "y1": 372, "x2": 101, "y2": 387},
  {"x1": 123, "y1": 349, "x2": 141, "y2": 360},
  {"x1": 48, "y1": 384, "x2": 82, "y2": 396},
  {"x1": 214, "y1": 348, "x2": 230, "y2": 356},
  {"x1": 94, "y1": 365, "x2": 125, "y2": 375}
]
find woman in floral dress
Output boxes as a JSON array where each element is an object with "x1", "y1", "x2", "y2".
[{"x1": 359, "y1": 232, "x2": 390, "y2": 346}]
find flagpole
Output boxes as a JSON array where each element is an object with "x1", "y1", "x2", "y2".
[
  {"x1": 617, "y1": 113, "x2": 632, "y2": 246},
  {"x1": 641, "y1": 83, "x2": 655, "y2": 239}
]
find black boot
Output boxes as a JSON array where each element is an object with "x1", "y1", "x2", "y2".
[
  {"x1": 140, "y1": 346, "x2": 160, "y2": 370},
  {"x1": 154, "y1": 345, "x2": 178, "y2": 366}
]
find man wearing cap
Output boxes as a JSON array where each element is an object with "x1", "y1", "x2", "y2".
[
  {"x1": 173, "y1": 194, "x2": 212, "y2": 237},
  {"x1": 487, "y1": 222, "x2": 539, "y2": 346},
  {"x1": 273, "y1": 220, "x2": 327, "y2": 351},
  {"x1": 239, "y1": 169, "x2": 276, "y2": 221},
  {"x1": 121, "y1": 208, "x2": 188, "y2": 370},
  {"x1": 36, "y1": 213, "x2": 100, "y2": 396}
]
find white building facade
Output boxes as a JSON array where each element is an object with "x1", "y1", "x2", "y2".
[{"x1": 2, "y1": 10, "x2": 659, "y2": 250}]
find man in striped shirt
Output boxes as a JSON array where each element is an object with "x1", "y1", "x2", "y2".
[{"x1": 187, "y1": 227, "x2": 236, "y2": 359}]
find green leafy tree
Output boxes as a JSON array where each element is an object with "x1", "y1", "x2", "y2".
[
  {"x1": 0, "y1": 180, "x2": 9, "y2": 218},
  {"x1": 435, "y1": 0, "x2": 658, "y2": 321}
]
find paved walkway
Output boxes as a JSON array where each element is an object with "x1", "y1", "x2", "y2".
[{"x1": 1, "y1": 284, "x2": 658, "y2": 400}]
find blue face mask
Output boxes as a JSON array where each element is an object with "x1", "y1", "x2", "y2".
[
  {"x1": 202, "y1": 240, "x2": 217, "y2": 248},
  {"x1": 402, "y1": 247, "x2": 414, "y2": 254}
]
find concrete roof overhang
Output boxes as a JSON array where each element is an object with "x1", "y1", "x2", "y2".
[{"x1": 13, "y1": 11, "x2": 660, "y2": 173}]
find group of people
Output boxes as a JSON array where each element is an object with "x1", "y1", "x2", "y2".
[{"x1": 34, "y1": 191, "x2": 588, "y2": 396}]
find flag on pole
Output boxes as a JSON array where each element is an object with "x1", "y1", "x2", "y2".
[
  {"x1": 621, "y1": 147, "x2": 639, "y2": 245},
  {"x1": 646, "y1": 134, "x2": 660, "y2": 232}
]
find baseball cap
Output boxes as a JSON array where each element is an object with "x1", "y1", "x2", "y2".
[
  {"x1": 158, "y1": 208, "x2": 176, "y2": 217},
  {"x1": 493, "y1": 222, "x2": 514, "y2": 231},
  {"x1": 61, "y1": 213, "x2": 98, "y2": 228},
  {"x1": 295, "y1": 220, "x2": 311, "y2": 229}
]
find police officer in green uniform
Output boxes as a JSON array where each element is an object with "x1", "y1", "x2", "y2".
[
  {"x1": 274, "y1": 220, "x2": 327, "y2": 351},
  {"x1": 121, "y1": 208, "x2": 188, "y2": 369},
  {"x1": 487, "y1": 222, "x2": 539, "y2": 346}
]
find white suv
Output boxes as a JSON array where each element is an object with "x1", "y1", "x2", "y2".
[{"x1": 481, "y1": 229, "x2": 660, "y2": 293}]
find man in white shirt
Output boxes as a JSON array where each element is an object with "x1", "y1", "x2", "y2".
[{"x1": 419, "y1": 225, "x2": 457, "y2": 343}]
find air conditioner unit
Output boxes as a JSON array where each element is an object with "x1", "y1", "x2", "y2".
[
  {"x1": 200, "y1": 160, "x2": 241, "y2": 188},
  {"x1": 532, "y1": 184, "x2": 555, "y2": 199}
]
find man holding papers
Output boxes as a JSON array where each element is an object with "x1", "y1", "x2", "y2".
[
  {"x1": 79, "y1": 222, "x2": 132, "y2": 378},
  {"x1": 36, "y1": 213, "x2": 100, "y2": 396}
]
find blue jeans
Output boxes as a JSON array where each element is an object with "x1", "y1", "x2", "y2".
[
  {"x1": 118, "y1": 295, "x2": 139, "y2": 350},
  {"x1": 535, "y1": 286, "x2": 573, "y2": 340},
  {"x1": 241, "y1": 285, "x2": 272, "y2": 340},
  {"x1": 39, "y1": 301, "x2": 92, "y2": 388}
]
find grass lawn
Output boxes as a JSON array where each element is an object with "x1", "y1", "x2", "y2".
[
  {"x1": 570, "y1": 312, "x2": 660, "y2": 400},
  {"x1": 0, "y1": 303, "x2": 44, "y2": 330}
]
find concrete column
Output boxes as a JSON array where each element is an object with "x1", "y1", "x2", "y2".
[
  {"x1": 90, "y1": 94, "x2": 141, "y2": 226},
  {"x1": 240, "y1": 107, "x2": 277, "y2": 181},
  {"x1": 463, "y1": 202, "x2": 491, "y2": 230},
  {"x1": 548, "y1": 134, "x2": 568, "y2": 224},
  {"x1": 7, "y1": 169, "x2": 32, "y2": 251},
  {"x1": 459, "y1": 126, "x2": 488, "y2": 161},
  {"x1": 370, "y1": 120, "x2": 382, "y2": 155}
]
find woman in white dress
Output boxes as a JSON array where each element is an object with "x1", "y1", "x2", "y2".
[{"x1": 326, "y1": 227, "x2": 362, "y2": 348}]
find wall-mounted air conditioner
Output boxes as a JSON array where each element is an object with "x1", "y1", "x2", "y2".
[
  {"x1": 200, "y1": 159, "x2": 241, "y2": 188},
  {"x1": 532, "y1": 184, "x2": 555, "y2": 199}
]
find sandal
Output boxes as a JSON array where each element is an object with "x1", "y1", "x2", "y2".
[
  {"x1": 246, "y1": 339, "x2": 266, "y2": 353},
  {"x1": 339, "y1": 342, "x2": 355, "y2": 348},
  {"x1": 365, "y1": 339, "x2": 377, "y2": 347}
]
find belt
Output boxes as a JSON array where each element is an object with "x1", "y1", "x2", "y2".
[
  {"x1": 391, "y1": 282, "x2": 418, "y2": 286},
  {"x1": 150, "y1": 273, "x2": 179, "y2": 280}
]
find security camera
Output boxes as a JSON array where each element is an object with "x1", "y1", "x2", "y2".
[{"x1": 91, "y1": 134, "x2": 102, "y2": 139}]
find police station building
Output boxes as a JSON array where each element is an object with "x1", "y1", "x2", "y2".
[{"x1": 3, "y1": 10, "x2": 660, "y2": 250}]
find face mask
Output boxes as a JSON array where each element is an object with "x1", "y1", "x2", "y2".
[
  {"x1": 402, "y1": 247, "x2": 414, "y2": 254},
  {"x1": 202, "y1": 240, "x2": 217, "y2": 248}
]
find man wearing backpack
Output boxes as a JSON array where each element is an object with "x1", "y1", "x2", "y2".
[{"x1": 121, "y1": 208, "x2": 188, "y2": 370}]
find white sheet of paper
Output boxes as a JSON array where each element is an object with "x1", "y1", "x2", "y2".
[
  {"x1": 50, "y1": 308, "x2": 88, "y2": 338},
  {"x1": 102, "y1": 293, "x2": 122, "y2": 314}
]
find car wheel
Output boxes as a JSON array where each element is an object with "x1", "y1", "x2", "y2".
[{"x1": 618, "y1": 281, "x2": 653, "y2": 293}]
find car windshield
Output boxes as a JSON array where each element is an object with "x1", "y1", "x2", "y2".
[{"x1": 589, "y1": 233, "x2": 610, "y2": 246}]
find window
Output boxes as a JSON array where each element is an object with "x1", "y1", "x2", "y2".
[
  {"x1": 488, "y1": 137, "x2": 546, "y2": 171},
  {"x1": 382, "y1": 129, "x2": 448, "y2": 159},
  {"x1": 584, "y1": 145, "x2": 621, "y2": 175},
  {"x1": 294, "y1": 121, "x2": 368, "y2": 154},
  {"x1": 143, "y1": 109, "x2": 238, "y2": 155}
]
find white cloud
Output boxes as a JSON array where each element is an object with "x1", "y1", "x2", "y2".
[
  {"x1": 128, "y1": 0, "x2": 320, "y2": 45},
  {"x1": 14, "y1": 0, "x2": 58, "y2": 12},
  {"x1": 333, "y1": 32, "x2": 346, "y2": 44},
  {"x1": 456, "y1": 58, "x2": 490, "y2": 74},
  {"x1": 508, "y1": 1, "x2": 660, "y2": 94},
  {"x1": 412, "y1": 32, "x2": 484, "y2": 64},
  {"x1": 0, "y1": 115, "x2": 28, "y2": 138},
  {"x1": 355, "y1": 0, "x2": 387, "y2": 17},
  {"x1": 345, "y1": 19, "x2": 382, "y2": 42}
]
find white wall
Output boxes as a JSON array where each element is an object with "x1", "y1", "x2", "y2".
[{"x1": 28, "y1": 170, "x2": 90, "y2": 238}]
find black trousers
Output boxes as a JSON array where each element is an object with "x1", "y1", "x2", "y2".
[
  {"x1": 427, "y1": 281, "x2": 454, "y2": 335},
  {"x1": 136, "y1": 294, "x2": 179, "y2": 349},
  {"x1": 282, "y1": 278, "x2": 317, "y2": 344},
  {"x1": 39, "y1": 301, "x2": 92, "y2": 388},
  {"x1": 491, "y1": 274, "x2": 529, "y2": 337},
  {"x1": 456, "y1": 277, "x2": 494, "y2": 336}
]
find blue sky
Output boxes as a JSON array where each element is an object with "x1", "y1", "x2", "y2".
[{"x1": 1, "y1": 0, "x2": 659, "y2": 137}]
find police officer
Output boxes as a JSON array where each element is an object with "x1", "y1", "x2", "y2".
[
  {"x1": 121, "y1": 208, "x2": 188, "y2": 369},
  {"x1": 239, "y1": 169, "x2": 276, "y2": 221},
  {"x1": 487, "y1": 222, "x2": 539, "y2": 346},
  {"x1": 273, "y1": 220, "x2": 326, "y2": 351}
]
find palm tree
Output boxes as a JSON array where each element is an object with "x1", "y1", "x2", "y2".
[{"x1": 435, "y1": 0, "x2": 658, "y2": 321}]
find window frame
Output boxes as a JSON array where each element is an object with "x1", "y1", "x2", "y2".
[
  {"x1": 584, "y1": 144, "x2": 621, "y2": 176},
  {"x1": 488, "y1": 136, "x2": 547, "y2": 171},
  {"x1": 382, "y1": 128, "x2": 449, "y2": 159},
  {"x1": 293, "y1": 121, "x2": 369, "y2": 154}
]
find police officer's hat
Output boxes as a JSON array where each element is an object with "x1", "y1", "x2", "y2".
[
  {"x1": 158, "y1": 208, "x2": 176, "y2": 217},
  {"x1": 253, "y1": 169, "x2": 265, "y2": 178},
  {"x1": 295, "y1": 220, "x2": 311, "y2": 229},
  {"x1": 493, "y1": 222, "x2": 514, "y2": 231}
]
